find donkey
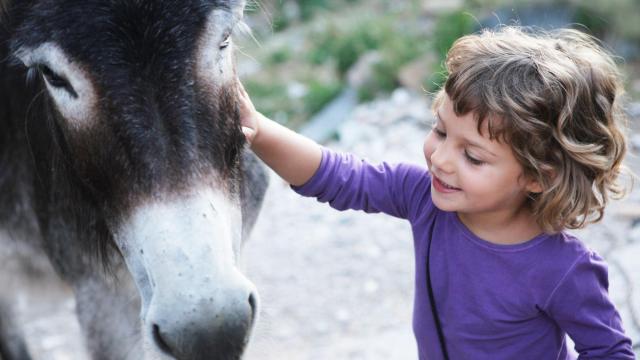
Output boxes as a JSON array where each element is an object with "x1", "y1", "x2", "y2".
[{"x1": 0, "y1": 0, "x2": 268, "y2": 359}]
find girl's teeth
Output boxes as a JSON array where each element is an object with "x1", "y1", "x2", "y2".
[{"x1": 442, "y1": 180, "x2": 458, "y2": 189}]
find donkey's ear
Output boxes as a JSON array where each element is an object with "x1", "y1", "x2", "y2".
[
  {"x1": 1, "y1": 0, "x2": 12, "y2": 9},
  {"x1": 0, "y1": 0, "x2": 10, "y2": 21}
]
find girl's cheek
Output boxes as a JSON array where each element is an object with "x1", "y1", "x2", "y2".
[{"x1": 423, "y1": 134, "x2": 436, "y2": 166}]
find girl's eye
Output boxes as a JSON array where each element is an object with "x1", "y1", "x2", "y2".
[
  {"x1": 464, "y1": 151, "x2": 485, "y2": 166},
  {"x1": 433, "y1": 128, "x2": 446, "y2": 138},
  {"x1": 219, "y1": 34, "x2": 231, "y2": 50}
]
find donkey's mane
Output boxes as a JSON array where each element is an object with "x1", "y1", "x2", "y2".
[{"x1": 0, "y1": 0, "x2": 9, "y2": 17}]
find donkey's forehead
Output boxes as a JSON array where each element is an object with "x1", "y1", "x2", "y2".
[{"x1": 12, "y1": 0, "x2": 244, "y2": 62}]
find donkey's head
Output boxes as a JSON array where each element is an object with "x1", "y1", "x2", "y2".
[{"x1": 8, "y1": 0, "x2": 260, "y2": 358}]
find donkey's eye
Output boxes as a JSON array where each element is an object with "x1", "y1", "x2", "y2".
[
  {"x1": 37, "y1": 64, "x2": 78, "y2": 98},
  {"x1": 219, "y1": 34, "x2": 231, "y2": 50},
  {"x1": 39, "y1": 65, "x2": 66, "y2": 87}
]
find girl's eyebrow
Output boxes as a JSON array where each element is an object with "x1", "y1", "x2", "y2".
[{"x1": 436, "y1": 110, "x2": 498, "y2": 158}]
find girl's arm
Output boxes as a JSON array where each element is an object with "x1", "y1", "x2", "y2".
[
  {"x1": 238, "y1": 82, "x2": 322, "y2": 187},
  {"x1": 545, "y1": 252, "x2": 635, "y2": 358},
  {"x1": 237, "y1": 81, "x2": 433, "y2": 221}
]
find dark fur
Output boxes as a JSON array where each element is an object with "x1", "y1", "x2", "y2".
[{"x1": 0, "y1": 0, "x2": 268, "y2": 358}]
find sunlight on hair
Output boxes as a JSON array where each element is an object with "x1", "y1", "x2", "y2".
[
  {"x1": 442, "y1": 26, "x2": 631, "y2": 232},
  {"x1": 235, "y1": 18, "x2": 262, "y2": 51}
]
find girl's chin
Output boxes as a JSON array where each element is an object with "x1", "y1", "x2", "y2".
[{"x1": 431, "y1": 194, "x2": 460, "y2": 212}]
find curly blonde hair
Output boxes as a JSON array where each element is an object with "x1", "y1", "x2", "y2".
[{"x1": 435, "y1": 26, "x2": 630, "y2": 233}]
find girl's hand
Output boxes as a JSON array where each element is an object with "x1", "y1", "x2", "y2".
[
  {"x1": 237, "y1": 81, "x2": 259, "y2": 145},
  {"x1": 235, "y1": 79, "x2": 322, "y2": 185}
]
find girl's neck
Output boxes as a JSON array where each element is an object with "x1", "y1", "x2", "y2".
[{"x1": 457, "y1": 207, "x2": 544, "y2": 246}]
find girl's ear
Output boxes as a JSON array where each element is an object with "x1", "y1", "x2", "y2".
[
  {"x1": 527, "y1": 168, "x2": 557, "y2": 194},
  {"x1": 526, "y1": 180, "x2": 543, "y2": 194}
]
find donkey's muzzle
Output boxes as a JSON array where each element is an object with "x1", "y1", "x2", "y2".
[{"x1": 148, "y1": 288, "x2": 257, "y2": 360}]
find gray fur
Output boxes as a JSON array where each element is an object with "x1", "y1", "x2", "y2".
[{"x1": 0, "y1": 1, "x2": 268, "y2": 359}]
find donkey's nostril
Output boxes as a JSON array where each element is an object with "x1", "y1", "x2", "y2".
[
  {"x1": 152, "y1": 323, "x2": 174, "y2": 356},
  {"x1": 248, "y1": 292, "x2": 257, "y2": 323}
]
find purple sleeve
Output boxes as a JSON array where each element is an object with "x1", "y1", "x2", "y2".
[
  {"x1": 544, "y1": 252, "x2": 635, "y2": 359},
  {"x1": 291, "y1": 147, "x2": 431, "y2": 221}
]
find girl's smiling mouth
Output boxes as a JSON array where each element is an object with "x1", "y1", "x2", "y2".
[{"x1": 432, "y1": 175, "x2": 461, "y2": 193}]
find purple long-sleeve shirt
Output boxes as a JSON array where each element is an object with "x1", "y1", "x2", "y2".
[{"x1": 292, "y1": 148, "x2": 635, "y2": 359}]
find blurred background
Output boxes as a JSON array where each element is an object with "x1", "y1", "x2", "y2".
[
  {"x1": 21, "y1": 1, "x2": 640, "y2": 359},
  {"x1": 236, "y1": 0, "x2": 639, "y2": 133},
  {"x1": 235, "y1": 0, "x2": 640, "y2": 359}
]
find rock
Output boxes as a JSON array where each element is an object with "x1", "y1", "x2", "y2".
[
  {"x1": 397, "y1": 54, "x2": 436, "y2": 93},
  {"x1": 628, "y1": 102, "x2": 640, "y2": 119},
  {"x1": 630, "y1": 224, "x2": 640, "y2": 243},
  {"x1": 630, "y1": 134, "x2": 640, "y2": 151},
  {"x1": 612, "y1": 203, "x2": 640, "y2": 228},
  {"x1": 363, "y1": 279, "x2": 380, "y2": 294},
  {"x1": 287, "y1": 81, "x2": 308, "y2": 99},
  {"x1": 421, "y1": 0, "x2": 463, "y2": 16},
  {"x1": 347, "y1": 51, "x2": 383, "y2": 89},
  {"x1": 391, "y1": 88, "x2": 412, "y2": 107},
  {"x1": 335, "y1": 308, "x2": 351, "y2": 323},
  {"x1": 300, "y1": 87, "x2": 359, "y2": 143}
]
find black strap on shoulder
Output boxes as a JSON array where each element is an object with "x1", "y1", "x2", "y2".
[{"x1": 426, "y1": 224, "x2": 450, "y2": 359}]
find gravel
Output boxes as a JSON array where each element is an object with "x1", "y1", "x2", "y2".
[
  {"x1": 16, "y1": 89, "x2": 640, "y2": 359},
  {"x1": 244, "y1": 89, "x2": 432, "y2": 359}
]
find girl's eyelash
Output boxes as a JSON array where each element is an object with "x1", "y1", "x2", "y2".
[
  {"x1": 464, "y1": 151, "x2": 485, "y2": 165},
  {"x1": 432, "y1": 127, "x2": 485, "y2": 165}
]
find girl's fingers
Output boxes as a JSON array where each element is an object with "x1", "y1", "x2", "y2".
[
  {"x1": 237, "y1": 81, "x2": 258, "y2": 144},
  {"x1": 237, "y1": 81, "x2": 251, "y2": 103},
  {"x1": 241, "y1": 126, "x2": 256, "y2": 144}
]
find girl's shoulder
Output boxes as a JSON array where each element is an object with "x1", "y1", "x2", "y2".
[
  {"x1": 392, "y1": 162, "x2": 434, "y2": 220},
  {"x1": 544, "y1": 231, "x2": 597, "y2": 263},
  {"x1": 535, "y1": 231, "x2": 598, "y2": 274},
  {"x1": 533, "y1": 232, "x2": 608, "y2": 304}
]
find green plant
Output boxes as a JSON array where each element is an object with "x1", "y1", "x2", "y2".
[
  {"x1": 461, "y1": 0, "x2": 640, "y2": 47},
  {"x1": 572, "y1": 5, "x2": 608, "y2": 37},
  {"x1": 243, "y1": 79, "x2": 293, "y2": 124},
  {"x1": 265, "y1": 0, "x2": 363, "y2": 32},
  {"x1": 427, "y1": 10, "x2": 476, "y2": 91},
  {"x1": 572, "y1": 0, "x2": 640, "y2": 42},
  {"x1": 303, "y1": 79, "x2": 344, "y2": 114},
  {"x1": 307, "y1": 17, "x2": 394, "y2": 75},
  {"x1": 307, "y1": 13, "x2": 432, "y2": 101},
  {"x1": 423, "y1": 70, "x2": 449, "y2": 93},
  {"x1": 433, "y1": 10, "x2": 476, "y2": 62},
  {"x1": 299, "y1": 0, "x2": 331, "y2": 21},
  {"x1": 267, "y1": 48, "x2": 293, "y2": 65},
  {"x1": 358, "y1": 30, "x2": 431, "y2": 100}
]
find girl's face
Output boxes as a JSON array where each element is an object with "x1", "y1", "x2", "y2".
[{"x1": 423, "y1": 95, "x2": 540, "y2": 219}]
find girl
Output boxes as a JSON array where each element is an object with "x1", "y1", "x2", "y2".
[{"x1": 238, "y1": 27, "x2": 635, "y2": 359}]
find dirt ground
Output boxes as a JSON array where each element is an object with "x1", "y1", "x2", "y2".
[
  {"x1": 244, "y1": 90, "x2": 640, "y2": 359},
  {"x1": 15, "y1": 89, "x2": 640, "y2": 359}
]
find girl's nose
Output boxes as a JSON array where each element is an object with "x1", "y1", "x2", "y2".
[{"x1": 430, "y1": 143, "x2": 454, "y2": 174}]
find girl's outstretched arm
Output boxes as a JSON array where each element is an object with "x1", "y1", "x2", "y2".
[
  {"x1": 238, "y1": 81, "x2": 322, "y2": 186},
  {"x1": 237, "y1": 81, "x2": 432, "y2": 221}
]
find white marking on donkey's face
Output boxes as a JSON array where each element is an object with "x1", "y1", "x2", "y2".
[
  {"x1": 196, "y1": 9, "x2": 240, "y2": 88},
  {"x1": 15, "y1": 42, "x2": 97, "y2": 131},
  {"x1": 113, "y1": 184, "x2": 258, "y2": 358},
  {"x1": 114, "y1": 185, "x2": 253, "y2": 312}
]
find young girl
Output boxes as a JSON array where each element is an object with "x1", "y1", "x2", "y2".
[{"x1": 238, "y1": 27, "x2": 636, "y2": 359}]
